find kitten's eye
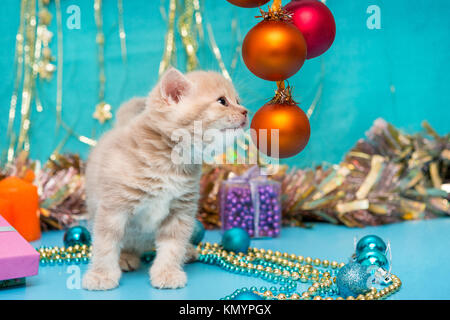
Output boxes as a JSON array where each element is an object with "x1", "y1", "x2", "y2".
[{"x1": 217, "y1": 97, "x2": 228, "y2": 106}]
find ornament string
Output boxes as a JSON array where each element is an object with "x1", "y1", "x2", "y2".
[{"x1": 271, "y1": 0, "x2": 283, "y2": 11}]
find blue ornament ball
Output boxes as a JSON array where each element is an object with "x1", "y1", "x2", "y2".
[
  {"x1": 190, "y1": 220, "x2": 205, "y2": 245},
  {"x1": 232, "y1": 291, "x2": 264, "y2": 300},
  {"x1": 356, "y1": 235, "x2": 387, "y2": 255},
  {"x1": 63, "y1": 226, "x2": 91, "y2": 247},
  {"x1": 141, "y1": 251, "x2": 156, "y2": 263},
  {"x1": 356, "y1": 249, "x2": 388, "y2": 268},
  {"x1": 222, "y1": 228, "x2": 250, "y2": 253},
  {"x1": 336, "y1": 262, "x2": 371, "y2": 298}
]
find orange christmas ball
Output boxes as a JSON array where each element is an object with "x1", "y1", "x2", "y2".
[
  {"x1": 226, "y1": 0, "x2": 271, "y2": 8},
  {"x1": 251, "y1": 103, "x2": 310, "y2": 158},
  {"x1": 242, "y1": 20, "x2": 307, "y2": 81}
]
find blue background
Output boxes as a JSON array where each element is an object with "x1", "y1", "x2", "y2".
[{"x1": 1, "y1": 0, "x2": 449, "y2": 167}]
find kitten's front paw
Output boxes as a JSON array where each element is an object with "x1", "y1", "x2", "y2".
[
  {"x1": 150, "y1": 265, "x2": 187, "y2": 289},
  {"x1": 184, "y1": 244, "x2": 199, "y2": 263},
  {"x1": 82, "y1": 269, "x2": 120, "y2": 291},
  {"x1": 119, "y1": 251, "x2": 141, "y2": 272}
]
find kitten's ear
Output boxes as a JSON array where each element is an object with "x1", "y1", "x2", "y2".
[{"x1": 159, "y1": 68, "x2": 192, "y2": 104}]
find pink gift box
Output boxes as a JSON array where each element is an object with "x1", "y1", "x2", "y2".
[{"x1": 0, "y1": 214, "x2": 39, "y2": 281}]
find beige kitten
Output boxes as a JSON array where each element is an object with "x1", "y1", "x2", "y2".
[{"x1": 82, "y1": 68, "x2": 248, "y2": 290}]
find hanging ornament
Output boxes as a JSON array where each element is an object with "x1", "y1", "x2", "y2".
[
  {"x1": 190, "y1": 219, "x2": 206, "y2": 245},
  {"x1": 356, "y1": 249, "x2": 389, "y2": 269},
  {"x1": 242, "y1": 8, "x2": 307, "y2": 81},
  {"x1": 251, "y1": 85, "x2": 310, "y2": 158},
  {"x1": 356, "y1": 235, "x2": 387, "y2": 255},
  {"x1": 222, "y1": 227, "x2": 251, "y2": 253},
  {"x1": 93, "y1": 102, "x2": 113, "y2": 124},
  {"x1": 226, "y1": 0, "x2": 271, "y2": 8},
  {"x1": 336, "y1": 262, "x2": 371, "y2": 298},
  {"x1": 63, "y1": 226, "x2": 92, "y2": 247},
  {"x1": 285, "y1": 0, "x2": 336, "y2": 59}
]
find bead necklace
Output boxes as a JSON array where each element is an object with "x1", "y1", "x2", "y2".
[
  {"x1": 37, "y1": 244, "x2": 92, "y2": 266},
  {"x1": 37, "y1": 242, "x2": 402, "y2": 300},
  {"x1": 196, "y1": 242, "x2": 402, "y2": 300}
]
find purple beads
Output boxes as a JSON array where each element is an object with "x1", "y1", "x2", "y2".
[{"x1": 220, "y1": 181, "x2": 281, "y2": 238}]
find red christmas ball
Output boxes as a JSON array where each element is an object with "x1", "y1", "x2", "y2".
[
  {"x1": 242, "y1": 20, "x2": 307, "y2": 81},
  {"x1": 285, "y1": 0, "x2": 336, "y2": 59},
  {"x1": 226, "y1": 0, "x2": 271, "y2": 8},
  {"x1": 251, "y1": 103, "x2": 310, "y2": 158}
]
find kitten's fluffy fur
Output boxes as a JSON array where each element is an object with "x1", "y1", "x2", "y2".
[{"x1": 82, "y1": 68, "x2": 248, "y2": 290}]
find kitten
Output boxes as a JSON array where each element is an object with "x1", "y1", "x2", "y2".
[{"x1": 82, "y1": 68, "x2": 248, "y2": 290}]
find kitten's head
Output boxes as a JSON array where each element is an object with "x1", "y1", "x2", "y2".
[{"x1": 147, "y1": 68, "x2": 248, "y2": 137}]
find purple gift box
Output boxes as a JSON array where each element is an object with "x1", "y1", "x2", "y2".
[
  {"x1": 0, "y1": 214, "x2": 39, "y2": 281},
  {"x1": 220, "y1": 166, "x2": 282, "y2": 238}
]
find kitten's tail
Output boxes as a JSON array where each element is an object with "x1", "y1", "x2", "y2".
[{"x1": 115, "y1": 97, "x2": 147, "y2": 127}]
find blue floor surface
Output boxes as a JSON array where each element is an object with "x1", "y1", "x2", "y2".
[{"x1": 1, "y1": 219, "x2": 449, "y2": 300}]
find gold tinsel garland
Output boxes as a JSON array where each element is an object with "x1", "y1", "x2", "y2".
[
  {"x1": 4, "y1": 0, "x2": 243, "y2": 165},
  {"x1": 199, "y1": 119, "x2": 449, "y2": 229},
  {"x1": 1, "y1": 120, "x2": 448, "y2": 231}
]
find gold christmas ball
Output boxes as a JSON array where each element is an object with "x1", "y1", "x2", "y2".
[
  {"x1": 243, "y1": 20, "x2": 307, "y2": 81},
  {"x1": 251, "y1": 102, "x2": 310, "y2": 158},
  {"x1": 226, "y1": 0, "x2": 271, "y2": 8}
]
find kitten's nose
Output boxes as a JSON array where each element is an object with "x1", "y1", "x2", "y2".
[{"x1": 241, "y1": 110, "x2": 248, "y2": 117}]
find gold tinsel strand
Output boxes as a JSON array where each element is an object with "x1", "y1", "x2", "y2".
[
  {"x1": 16, "y1": 0, "x2": 37, "y2": 154},
  {"x1": 178, "y1": 0, "x2": 198, "y2": 72},
  {"x1": 4, "y1": 0, "x2": 27, "y2": 164},
  {"x1": 93, "y1": 0, "x2": 112, "y2": 126},
  {"x1": 117, "y1": 0, "x2": 127, "y2": 63},
  {"x1": 159, "y1": 0, "x2": 177, "y2": 76},
  {"x1": 193, "y1": 0, "x2": 204, "y2": 41},
  {"x1": 206, "y1": 23, "x2": 231, "y2": 81},
  {"x1": 55, "y1": 0, "x2": 63, "y2": 128}
]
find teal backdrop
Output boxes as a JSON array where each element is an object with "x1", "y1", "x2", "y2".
[{"x1": 1, "y1": 0, "x2": 449, "y2": 167}]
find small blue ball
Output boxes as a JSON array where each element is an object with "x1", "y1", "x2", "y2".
[
  {"x1": 63, "y1": 226, "x2": 91, "y2": 247},
  {"x1": 141, "y1": 251, "x2": 156, "y2": 263},
  {"x1": 232, "y1": 291, "x2": 264, "y2": 300},
  {"x1": 356, "y1": 249, "x2": 388, "y2": 268},
  {"x1": 222, "y1": 228, "x2": 250, "y2": 253},
  {"x1": 356, "y1": 235, "x2": 387, "y2": 255},
  {"x1": 190, "y1": 220, "x2": 205, "y2": 245},
  {"x1": 336, "y1": 262, "x2": 371, "y2": 298}
]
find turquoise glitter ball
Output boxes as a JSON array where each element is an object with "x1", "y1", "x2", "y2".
[
  {"x1": 190, "y1": 220, "x2": 205, "y2": 245},
  {"x1": 222, "y1": 228, "x2": 250, "y2": 253},
  {"x1": 336, "y1": 262, "x2": 371, "y2": 298},
  {"x1": 356, "y1": 249, "x2": 388, "y2": 268},
  {"x1": 232, "y1": 291, "x2": 264, "y2": 300},
  {"x1": 63, "y1": 226, "x2": 91, "y2": 247},
  {"x1": 356, "y1": 235, "x2": 387, "y2": 255}
]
